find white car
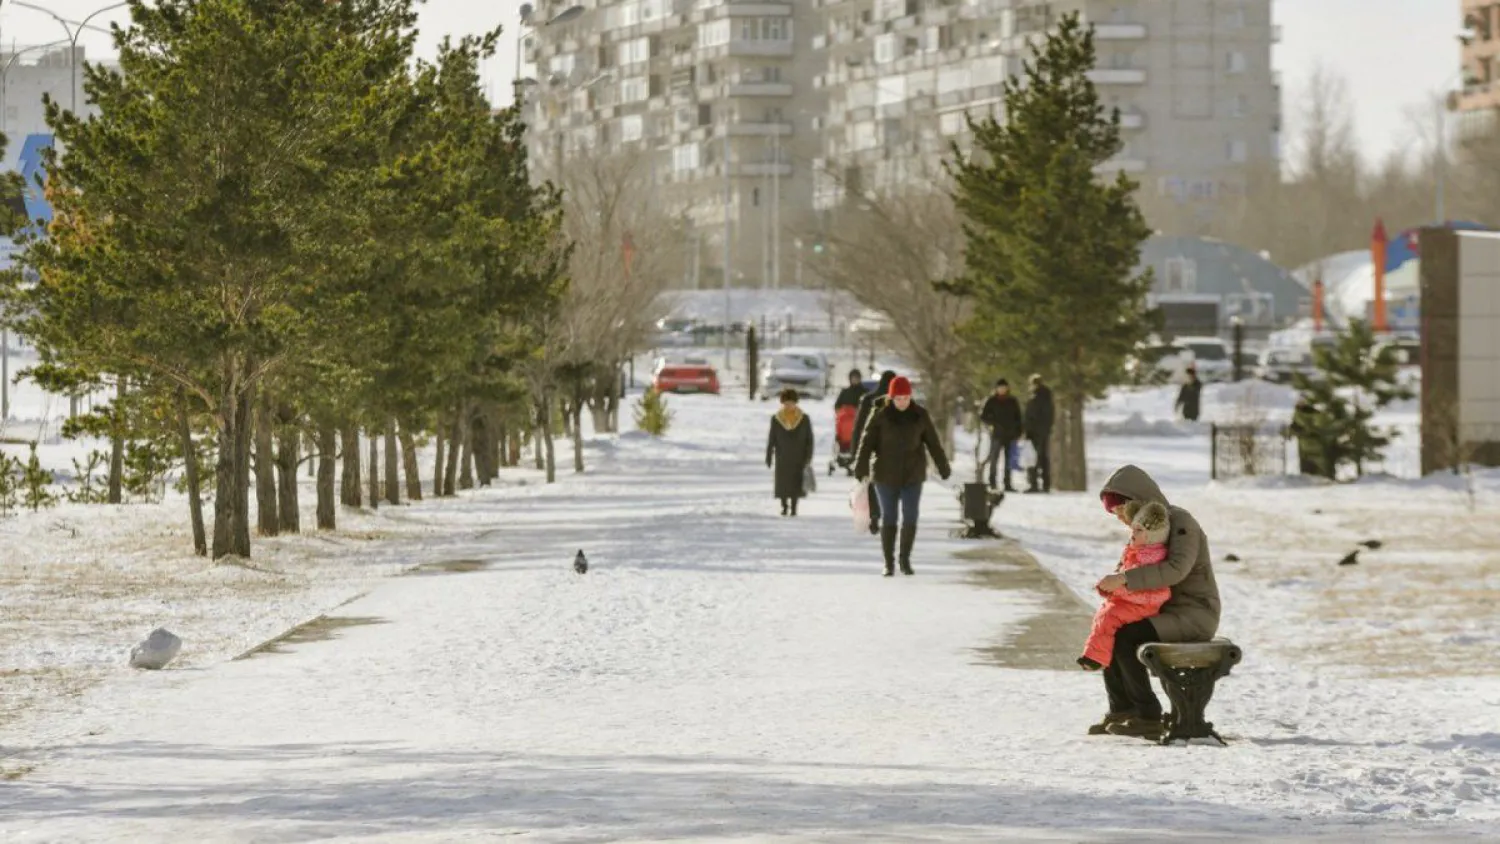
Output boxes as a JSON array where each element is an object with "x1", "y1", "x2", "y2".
[
  {"x1": 1175, "y1": 336, "x2": 1233, "y2": 382},
  {"x1": 759, "y1": 350, "x2": 830, "y2": 400}
]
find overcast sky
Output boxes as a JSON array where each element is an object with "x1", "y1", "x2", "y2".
[{"x1": 1, "y1": 0, "x2": 1458, "y2": 167}]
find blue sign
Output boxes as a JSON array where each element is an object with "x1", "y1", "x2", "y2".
[{"x1": 18, "y1": 133, "x2": 54, "y2": 226}]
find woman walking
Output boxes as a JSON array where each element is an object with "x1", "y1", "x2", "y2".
[
  {"x1": 853, "y1": 376, "x2": 951, "y2": 576},
  {"x1": 766, "y1": 388, "x2": 814, "y2": 516}
]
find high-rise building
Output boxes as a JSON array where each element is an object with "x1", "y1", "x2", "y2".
[
  {"x1": 1456, "y1": 2, "x2": 1499, "y2": 139},
  {"x1": 521, "y1": 0, "x2": 824, "y2": 290},
  {"x1": 521, "y1": 1, "x2": 1280, "y2": 290},
  {"x1": 815, "y1": 0, "x2": 1280, "y2": 234},
  {"x1": 1, "y1": 46, "x2": 114, "y2": 170}
]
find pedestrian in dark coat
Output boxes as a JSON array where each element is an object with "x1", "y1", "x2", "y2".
[
  {"x1": 1023, "y1": 374, "x2": 1054, "y2": 493},
  {"x1": 979, "y1": 378, "x2": 1025, "y2": 491},
  {"x1": 766, "y1": 388, "x2": 814, "y2": 516},
  {"x1": 834, "y1": 369, "x2": 866, "y2": 411},
  {"x1": 1091, "y1": 464, "x2": 1220, "y2": 740},
  {"x1": 1176, "y1": 368, "x2": 1203, "y2": 422},
  {"x1": 852, "y1": 370, "x2": 897, "y2": 533},
  {"x1": 853, "y1": 376, "x2": 951, "y2": 576}
]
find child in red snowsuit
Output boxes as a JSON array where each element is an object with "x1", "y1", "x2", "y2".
[{"x1": 1077, "y1": 500, "x2": 1172, "y2": 670}]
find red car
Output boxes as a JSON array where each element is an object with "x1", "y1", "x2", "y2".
[{"x1": 653, "y1": 364, "x2": 720, "y2": 395}]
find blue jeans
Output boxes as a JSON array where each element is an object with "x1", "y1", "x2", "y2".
[{"x1": 873, "y1": 482, "x2": 923, "y2": 528}]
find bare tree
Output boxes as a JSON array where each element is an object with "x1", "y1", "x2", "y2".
[
  {"x1": 548, "y1": 146, "x2": 689, "y2": 470},
  {"x1": 811, "y1": 169, "x2": 972, "y2": 450}
]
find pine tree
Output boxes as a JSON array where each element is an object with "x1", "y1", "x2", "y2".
[
  {"x1": 947, "y1": 13, "x2": 1154, "y2": 491},
  {"x1": 0, "y1": 450, "x2": 20, "y2": 515},
  {"x1": 1291, "y1": 320, "x2": 1413, "y2": 480},
  {"x1": 633, "y1": 388, "x2": 673, "y2": 437},
  {"x1": 22, "y1": 444, "x2": 57, "y2": 512}
]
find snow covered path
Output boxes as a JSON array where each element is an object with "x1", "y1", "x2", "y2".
[{"x1": 1, "y1": 394, "x2": 1495, "y2": 841}]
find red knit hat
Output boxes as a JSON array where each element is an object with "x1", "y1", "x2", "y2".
[
  {"x1": 1101, "y1": 492, "x2": 1130, "y2": 513},
  {"x1": 887, "y1": 376, "x2": 913, "y2": 398}
]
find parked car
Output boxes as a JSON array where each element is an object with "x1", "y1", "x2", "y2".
[
  {"x1": 1375, "y1": 336, "x2": 1421, "y2": 368},
  {"x1": 1126, "y1": 341, "x2": 1193, "y2": 385},
  {"x1": 759, "y1": 350, "x2": 830, "y2": 400},
  {"x1": 1176, "y1": 336, "x2": 1233, "y2": 382},
  {"x1": 652, "y1": 355, "x2": 711, "y2": 376},
  {"x1": 653, "y1": 363, "x2": 720, "y2": 395},
  {"x1": 1254, "y1": 347, "x2": 1316, "y2": 384}
]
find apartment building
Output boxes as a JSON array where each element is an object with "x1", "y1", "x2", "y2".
[
  {"x1": 1, "y1": 46, "x2": 112, "y2": 170},
  {"x1": 521, "y1": 0, "x2": 825, "y2": 289},
  {"x1": 814, "y1": 0, "x2": 1280, "y2": 233},
  {"x1": 1456, "y1": 1, "x2": 1500, "y2": 141}
]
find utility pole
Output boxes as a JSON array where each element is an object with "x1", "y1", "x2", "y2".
[
  {"x1": 772, "y1": 130, "x2": 782, "y2": 289},
  {"x1": 722, "y1": 120, "x2": 732, "y2": 372}
]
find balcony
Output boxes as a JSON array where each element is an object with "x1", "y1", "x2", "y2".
[
  {"x1": 728, "y1": 121, "x2": 793, "y2": 137},
  {"x1": 728, "y1": 82, "x2": 795, "y2": 97},
  {"x1": 734, "y1": 162, "x2": 793, "y2": 177},
  {"x1": 728, "y1": 39, "x2": 794, "y2": 57},
  {"x1": 1088, "y1": 68, "x2": 1147, "y2": 85},
  {"x1": 1096, "y1": 158, "x2": 1147, "y2": 174},
  {"x1": 1094, "y1": 23, "x2": 1147, "y2": 40}
]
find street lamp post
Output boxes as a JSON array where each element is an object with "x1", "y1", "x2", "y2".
[
  {"x1": 1, "y1": 39, "x2": 71, "y2": 138},
  {"x1": 722, "y1": 119, "x2": 732, "y2": 372},
  {"x1": 12, "y1": 2, "x2": 129, "y2": 118}
]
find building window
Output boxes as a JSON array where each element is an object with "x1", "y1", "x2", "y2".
[
  {"x1": 875, "y1": 33, "x2": 898, "y2": 64},
  {"x1": 1164, "y1": 258, "x2": 1197, "y2": 294},
  {"x1": 620, "y1": 77, "x2": 649, "y2": 103},
  {"x1": 762, "y1": 18, "x2": 789, "y2": 41},
  {"x1": 752, "y1": 187, "x2": 760, "y2": 206},
  {"x1": 1226, "y1": 139, "x2": 1248, "y2": 163},
  {"x1": 673, "y1": 143, "x2": 700, "y2": 173},
  {"x1": 1230, "y1": 94, "x2": 1248, "y2": 118},
  {"x1": 1225, "y1": 51, "x2": 1246, "y2": 74},
  {"x1": 622, "y1": 115, "x2": 644, "y2": 142}
]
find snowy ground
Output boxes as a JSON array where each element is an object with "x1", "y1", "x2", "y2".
[{"x1": 0, "y1": 370, "x2": 1497, "y2": 840}]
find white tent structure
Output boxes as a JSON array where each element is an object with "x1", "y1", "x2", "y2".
[{"x1": 1291, "y1": 250, "x2": 1420, "y2": 330}]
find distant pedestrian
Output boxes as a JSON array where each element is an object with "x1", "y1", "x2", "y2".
[
  {"x1": 1176, "y1": 368, "x2": 1203, "y2": 423},
  {"x1": 853, "y1": 376, "x2": 951, "y2": 576},
  {"x1": 1023, "y1": 374, "x2": 1054, "y2": 494},
  {"x1": 980, "y1": 378, "x2": 1024, "y2": 492},
  {"x1": 852, "y1": 370, "x2": 897, "y2": 533},
  {"x1": 766, "y1": 388, "x2": 814, "y2": 517}
]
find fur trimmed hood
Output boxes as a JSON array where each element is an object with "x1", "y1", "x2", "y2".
[
  {"x1": 1120, "y1": 499, "x2": 1170, "y2": 545},
  {"x1": 775, "y1": 406, "x2": 805, "y2": 430}
]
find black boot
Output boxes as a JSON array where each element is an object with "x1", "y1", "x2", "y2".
[
  {"x1": 780, "y1": 499, "x2": 788, "y2": 516},
  {"x1": 898, "y1": 523, "x2": 917, "y2": 575},
  {"x1": 790, "y1": 498, "x2": 798, "y2": 517},
  {"x1": 880, "y1": 525, "x2": 897, "y2": 576}
]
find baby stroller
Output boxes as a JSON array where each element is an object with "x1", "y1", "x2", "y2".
[{"x1": 828, "y1": 404, "x2": 859, "y2": 475}]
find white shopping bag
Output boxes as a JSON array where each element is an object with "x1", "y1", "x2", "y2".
[
  {"x1": 1017, "y1": 440, "x2": 1037, "y2": 469},
  {"x1": 849, "y1": 481, "x2": 870, "y2": 531},
  {"x1": 803, "y1": 465, "x2": 817, "y2": 495}
]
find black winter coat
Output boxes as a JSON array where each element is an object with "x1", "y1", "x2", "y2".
[
  {"x1": 766, "y1": 409, "x2": 814, "y2": 499},
  {"x1": 1176, "y1": 378, "x2": 1202, "y2": 421},
  {"x1": 1024, "y1": 384, "x2": 1054, "y2": 440},
  {"x1": 854, "y1": 399, "x2": 951, "y2": 487},
  {"x1": 980, "y1": 394, "x2": 1024, "y2": 442},
  {"x1": 834, "y1": 383, "x2": 867, "y2": 410},
  {"x1": 851, "y1": 372, "x2": 897, "y2": 456}
]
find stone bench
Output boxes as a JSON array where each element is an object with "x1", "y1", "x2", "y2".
[{"x1": 1137, "y1": 638, "x2": 1243, "y2": 746}]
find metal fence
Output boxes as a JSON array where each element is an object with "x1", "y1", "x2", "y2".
[{"x1": 1209, "y1": 423, "x2": 1289, "y2": 480}]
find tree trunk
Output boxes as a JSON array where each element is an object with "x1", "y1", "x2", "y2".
[
  {"x1": 384, "y1": 423, "x2": 400, "y2": 505},
  {"x1": 340, "y1": 424, "x2": 361, "y2": 507},
  {"x1": 211, "y1": 383, "x2": 236, "y2": 559},
  {"x1": 486, "y1": 408, "x2": 502, "y2": 480},
  {"x1": 533, "y1": 415, "x2": 544, "y2": 469},
  {"x1": 399, "y1": 427, "x2": 423, "y2": 501},
  {"x1": 275, "y1": 406, "x2": 300, "y2": 534},
  {"x1": 367, "y1": 428, "x2": 380, "y2": 509},
  {"x1": 316, "y1": 424, "x2": 336, "y2": 530},
  {"x1": 458, "y1": 408, "x2": 475, "y2": 490},
  {"x1": 232, "y1": 387, "x2": 253, "y2": 557},
  {"x1": 108, "y1": 376, "x2": 125, "y2": 504},
  {"x1": 433, "y1": 419, "x2": 446, "y2": 497},
  {"x1": 542, "y1": 394, "x2": 557, "y2": 483},
  {"x1": 177, "y1": 389, "x2": 206, "y2": 556},
  {"x1": 253, "y1": 391, "x2": 279, "y2": 537},
  {"x1": 1056, "y1": 391, "x2": 1088, "y2": 492},
  {"x1": 572, "y1": 395, "x2": 584, "y2": 474},
  {"x1": 509, "y1": 428, "x2": 522, "y2": 468},
  {"x1": 443, "y1": 411, "x2": 462, "y2": 496},
  {"x1": 472, "y1": 415, "x2": 493, "y2": 486}
]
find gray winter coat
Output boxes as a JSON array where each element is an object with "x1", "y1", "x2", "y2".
[{"x1": 1101, "y1": 464, "x2": 1221, "y2": 643}]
